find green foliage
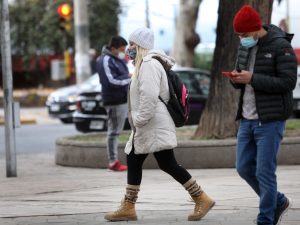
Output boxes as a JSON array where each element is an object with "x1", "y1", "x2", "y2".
[
  {"x1": 88, "y1": 0, "x2": 121, "y2": 52},
  {"x1": 10, "y1": 0, "x2": 71, "y2": 56},
  {"x1": 194, "y1": 52, "x2": 213, "y2": 71},
  {"x1": 9, "y1": 0, "x2": 121, "y2": 56}
]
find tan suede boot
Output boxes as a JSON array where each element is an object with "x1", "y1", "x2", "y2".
[
  {"x1": 104, "y1": 185, "x2": 139, "y2": 221},
  {"x1": 183, "y1": 178, "x2": 215, "y2": 221}
]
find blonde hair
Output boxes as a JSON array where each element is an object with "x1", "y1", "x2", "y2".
[{"x1": 132, "y1": 45, "x2": 149, "y2": 79}]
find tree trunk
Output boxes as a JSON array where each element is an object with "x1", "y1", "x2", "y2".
[
  {"x1": 194, "y1": 0, "x2": 274, "y2": 139},
  {"x1": 171, "y1": 0, "x2": 202, "y2": 67}
]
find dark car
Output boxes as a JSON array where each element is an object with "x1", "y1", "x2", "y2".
[
  {"x1": 46, "y1": 74, "x2": 100, "y2": 123},
  {"x1": 293, "y1": 66, "x2": 300, "y2": 118},
  {"x1": 73, "y1": 67, "x2": 210, "y2": 133}
]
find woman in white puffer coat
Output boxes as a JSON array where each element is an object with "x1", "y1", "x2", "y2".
[{"x1": 104, "y1": 27, "x2": 215, "y2": 222}]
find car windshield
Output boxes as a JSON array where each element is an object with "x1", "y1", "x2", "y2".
[{"x1": 177, "y1": 71, "x2": 210, "y2": 95}]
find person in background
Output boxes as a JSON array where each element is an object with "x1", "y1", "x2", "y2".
[
  {"x1": 89, "y1": 48, "x2": 98, "y2": 74},
  {"x1": 104, "y1": 27, "x2": 215, "y2": 222},
  {"x1": 229, "y1": 5, "x2": 297, "y2": 225},
  {"x1": 96, "y1": 36, "x2": 130, "y2": 171}
]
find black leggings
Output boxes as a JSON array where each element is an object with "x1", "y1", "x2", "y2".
[{"x1": 127, "y1": 149, "x2": 192, "y2": 185}]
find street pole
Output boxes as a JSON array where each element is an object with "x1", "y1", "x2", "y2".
[
  {"x1": 73, "y1": 0, "x2": 91, "y2": 84},
  {"x1": 286, "y1": 0, "x2": 290, "y2": 32},
  {"x1": 1, "y1": 0, "x2": 17, "y2": 177},
  {"x1": 145, "y1": 0, "x2": 150, "y2": 28}
]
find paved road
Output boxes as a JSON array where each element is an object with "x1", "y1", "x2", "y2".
[{"x1": 0, "y1": 107, "x2": 80, "y2": 155}]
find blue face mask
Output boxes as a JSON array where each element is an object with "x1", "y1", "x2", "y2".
[
  {"x1": 240, "y1": 36, "x2": 258, "y2": 48},
  {"x1": 127, "y1": 48, "x2": 137, "y2": 60}
]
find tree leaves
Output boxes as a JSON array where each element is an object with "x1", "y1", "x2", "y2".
[{"x1": 9, "y1": 0, "x2": 120, "y2": 56}]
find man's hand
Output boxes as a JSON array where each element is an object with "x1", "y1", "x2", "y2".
[{"x1": 230, "y1": 70, "x2": 252, "y2": 84}]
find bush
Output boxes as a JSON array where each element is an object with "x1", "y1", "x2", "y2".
[{"x1": 194, "y1": 52, "x2": 213, "y2": 71}]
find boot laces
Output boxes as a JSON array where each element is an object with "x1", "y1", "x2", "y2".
[
  {"x1": 189, "y1": 197, "x2": 204, "y2": 213},
  {"x1": 115, "y1": 200, "x2": 126, "y2": 214},
  {"x1": 195, "y1": 201, "x2": 204, "y2": 212}
]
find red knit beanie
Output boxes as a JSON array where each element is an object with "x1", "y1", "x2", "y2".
[{"x1": 233, "y1": 5, "x2": 262, "y2": 33}]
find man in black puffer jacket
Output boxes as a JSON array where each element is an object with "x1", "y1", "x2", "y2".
[{"x1": 229, "y1": 5, "x2": 297, "y2": 225}]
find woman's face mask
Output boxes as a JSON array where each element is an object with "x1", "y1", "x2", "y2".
[
  {"x1": 240, "y1": 36, "x2": 258, "y2": 48},
  {"x1": 127, "y1": 47, "x2": 137, "y2": 60}
]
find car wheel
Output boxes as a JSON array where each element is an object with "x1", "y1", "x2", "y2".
[{"x1": 60, "y1": 118, "x2": 73, "y2": 124}]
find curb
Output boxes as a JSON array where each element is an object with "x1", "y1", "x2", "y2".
[
  {"x1": 55, "y1": 136, "x2": 300, "y2": 169},
  {"x1": 0, "y1": 116, "x2": 36, "y2": 125}
]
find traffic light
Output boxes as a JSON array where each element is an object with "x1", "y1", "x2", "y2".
[{"x1": 57, "y1": 3, "x2": 72, "y2": 32}]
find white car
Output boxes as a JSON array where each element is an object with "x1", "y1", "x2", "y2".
[{"x1": 46, "y1": 74, "x2": 101, "y2": 123}]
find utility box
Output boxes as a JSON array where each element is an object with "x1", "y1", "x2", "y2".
[
  {"x1": 13, "y1": 102, "x2": 21, "y2": 128},
  {"x1": 51, "y1": 59, "x2": 65, "y2": 80}
]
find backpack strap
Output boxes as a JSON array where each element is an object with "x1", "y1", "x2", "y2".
[
  {"x1": 152, "y1": 56, "x2": 172, "y2": 71},
  {"x1": 158, "y1": 96, "x2": 167, "y2": 105},
  {"x1": 150, "y1": 56, "x2": 172, "y2": 104}
]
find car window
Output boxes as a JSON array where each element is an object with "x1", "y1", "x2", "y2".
[{"x1": 177, "y1": 71, "x2": 210, "y2": 95}]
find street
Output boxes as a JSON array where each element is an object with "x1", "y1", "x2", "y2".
[
  {"x1": 0, "y1": 123, "x2": 79, "y2": 155},
  {"x1": 0, "y1": 107, "x2": 80, "y2": 155}
]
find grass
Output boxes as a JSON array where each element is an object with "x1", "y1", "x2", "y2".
[
  {"x1": 285, "y1": 119, "x2": 300, "y2": 137},
  {"x1": 68, "y1": 132, "x2": 131, "y2": 143},
  {"x1": 286, "y1": 119, "x2": 300, "y2": 130},
  {"x1": 67, "y1": 119, "x2": 300, "y2": 142}
]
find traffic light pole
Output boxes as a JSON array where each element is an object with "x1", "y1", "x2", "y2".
[
  {"x1": 1, "y1": 0, "x2": 17, "y2": 177},
  {"x1": 57, "y1": 3, "x2": 72, "y2": 83},
  {"x1": 73, "y1": 0, "x2": 91, "y2": 84}
]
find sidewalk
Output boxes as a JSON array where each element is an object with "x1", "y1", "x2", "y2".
[
  {"x1": 0, "y1": 107, "x2": 60, "y2": 125},
  {"x1": 0, "y1": 153, "x2": 299, "y2": 225}
]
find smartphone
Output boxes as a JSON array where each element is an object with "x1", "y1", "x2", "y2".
[{"x1": 222, "y1": 72, "x2": 234, "y2": 77}]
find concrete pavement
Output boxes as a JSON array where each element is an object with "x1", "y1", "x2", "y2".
[
  {"x1": 0, "y1": 152, "x2": 299, "y2": 225},
  {"x1": 0, "y1": 107, "x2": 60, "y2": 125},
  {"x1": 1, "y1": 108, "x2": 299, "y2": 224}
]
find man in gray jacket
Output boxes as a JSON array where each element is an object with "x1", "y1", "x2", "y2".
[{"x1": 229, "y1": 5, "x2": 297, "y2": 225}]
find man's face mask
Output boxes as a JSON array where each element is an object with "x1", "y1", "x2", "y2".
[
  {"x1": 127, "y1": 47, "x2": 137, "y2": 60},
  {"x1": 240, "y1": 36, "x2": 258, "y2": 48},
  {"x1": 118, "y1": 51, "x2": 126, "y2": 60}
]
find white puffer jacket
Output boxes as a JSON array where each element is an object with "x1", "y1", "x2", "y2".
[{"x1": 124, "y1": 49, "x2": 177, "y2": 155}]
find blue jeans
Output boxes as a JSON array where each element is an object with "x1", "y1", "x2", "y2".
[
  {"x1": 236, "y1": 119, "x2": 286, "y2": 225},
  {"x1": 105, "y1": 103, "x2": 128, "y2": 164}
]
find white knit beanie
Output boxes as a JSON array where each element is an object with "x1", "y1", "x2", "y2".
[{"x1": 128, "y1": 27, "x2": 154, "y2": 50}]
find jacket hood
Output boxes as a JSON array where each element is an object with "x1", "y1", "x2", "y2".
[
  {"x1": 260, "y1": 24, "x2": 294, "y2": 44},
  {"x1": 143, "y1": 49, "x2": 176, "y2": 70},
  {"x1": 101, "y1": 45, "x2": 126, "y2": 63},
  {"x1": 101, "y1": 46, "x2": 113, "y2": 56}
]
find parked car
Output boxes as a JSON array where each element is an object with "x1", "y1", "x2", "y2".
[
  {"x1": 46, "y1": 74, "x2": 100, "y2": 123},
  {"x1": 73, "y1": 67, "x2": 211, "y2": 132},
  {"x1": 293, "y1": 65, "x2": 300, "y2": 118}
]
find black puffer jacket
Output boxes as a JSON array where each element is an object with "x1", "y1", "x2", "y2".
[{"x1": 233, "y1": 24, "x2": 297, "y2": 122}]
